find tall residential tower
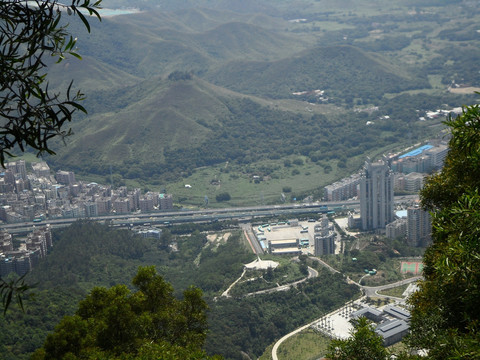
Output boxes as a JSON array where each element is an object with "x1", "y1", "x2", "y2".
[{"x1": 360, "y1": 157, "x2": 394, "y2": 230}]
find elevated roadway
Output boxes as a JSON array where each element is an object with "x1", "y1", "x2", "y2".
[{"x1": 1, "y1": 195, "x2": 417, "y2": 234}]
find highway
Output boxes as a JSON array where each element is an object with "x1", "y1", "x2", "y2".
[
  {"x1": 1, "y1": 201, "x2": 353, "y2": 234},
  {"x1": 1, "y1": 195, "x2": 418, "y2": 234}
]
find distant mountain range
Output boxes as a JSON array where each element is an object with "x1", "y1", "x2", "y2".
[{"x1": 42, "y1": 2, "x2": 478, "y2": 193}]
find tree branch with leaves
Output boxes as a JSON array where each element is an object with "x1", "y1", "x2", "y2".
[
  {"x1": 0, "y1": 0, "x2": 102, "y2": 166},
  {"x1": 408, "y1": 104, "x2": 480, "y2": 359},
  {"x1": 0, "y1": 0, "x2": 101, "y2": 314}
]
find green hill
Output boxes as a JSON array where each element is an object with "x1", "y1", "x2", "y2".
[
  {"x1": 38, "y1": 1, "x2": 477, "y2": 202},
  {"x1": 51, "y1": 77, "x2": 230, "y2": 167},
  {"x1": 61, "y1": 9, "x2": 309, "y2": 82},
  {"x1": 47, "y1": 55, "x2": 140, "y2": 92},
  {"x1": 206, "y1": 45, "x2": 428, "y2": 102},
  {"x1": 47, "y1": 74, "x2": 419, "y2": 187}
]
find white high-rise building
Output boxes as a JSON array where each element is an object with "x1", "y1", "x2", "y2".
[{"x1": 360, "y1": 157, "x2": 394, "y2": 230}]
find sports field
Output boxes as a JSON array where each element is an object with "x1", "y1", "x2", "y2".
[{"x1": 400, "y1": 261, "x2": 423, "y2": 275}]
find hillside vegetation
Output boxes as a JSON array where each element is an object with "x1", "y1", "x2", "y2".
[
  {"x1": 0, "y1": 222, "x2": 358, "y2": 360},
  {"x1": 206, "y1": 45, "x2": 427, "y2": 101},
  {"x1": 40, "y1": 1, "x2": 480, "y2": 204}
]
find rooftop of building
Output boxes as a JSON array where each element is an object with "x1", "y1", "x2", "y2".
[
  {"x1": 399, "y1": 144, "x2": 434, "y2": 159},
  {"x1": 383, "y1": 305, "x2": 411, "y2": 321},
  {"x1": 270, "y1": 247, "x2": 301, "y2": 254},
  {"x1": 375, "y1": 319, "x2": 409, "y2": 338}
]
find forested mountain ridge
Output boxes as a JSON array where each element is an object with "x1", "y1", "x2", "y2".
[
  {"x1": 39, "y1": 1, "x2": 479, "y2": 203},
  {"x1": 48, "y1": 74, "x2": 415, "y2": 183},
  {"x1": 206, "y1": 45, "x2": 427, "y2": 101}
]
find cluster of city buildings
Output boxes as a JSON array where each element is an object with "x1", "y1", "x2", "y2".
[
  {"x1": 0, "y1": 160, "x2": 173, "y2": 224},
  {"x1": 0, "y1": 160, "x2": 173, "y2": 277},
  {"x1": 348, "y1": 156, "x2": 432, "y2": 246},
  {"x1": 324, "y1": 142, "x2": 448, "y2": 200},
  {"x1": 323, "y1": 142, "x2": 447, "y2": 246},
  {"x1": 0, "y1": 225, "x2": 52, "y2": 277},
  {"x1": 386, "y1": 205, "x2": 431, "y2": 247},
  {"x1": 260, "y1": 140, "x2": 439, "y2": 256}
]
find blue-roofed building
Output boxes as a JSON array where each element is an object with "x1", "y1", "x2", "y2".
[
  {"x1": 399, "y1": 145, "x2": 434, "y2": 159},
  {"x1": 392, "y1": 144, "x2": 448, "y2": 174}
]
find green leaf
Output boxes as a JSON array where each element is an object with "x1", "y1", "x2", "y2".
[{"x1": 73, "y1": 6, "x2": 91, "y2": 33}]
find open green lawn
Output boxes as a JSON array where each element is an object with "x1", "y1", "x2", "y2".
[
  {"x1": 276, "y1": 329, "x2": 331, "y2": 360},
  {"x1": 168, "y1": 159, "x2": 340, "y2": 207},
  {"x1": 378, "y1": 283, "x2": 410, "y2": 298},
  {"x1": 258, "y1": 328, "x2": 331, "y2": 360}
]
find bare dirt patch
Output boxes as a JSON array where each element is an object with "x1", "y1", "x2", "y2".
[{"x1": 449, "y1": 86, "x2": 480, "y2": 94}]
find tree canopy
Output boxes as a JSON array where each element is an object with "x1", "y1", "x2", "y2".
[
  {"x1": 325, "y1": 317, "x2": 389, "y2": 360},
  {"x1": 408, "y1": 104, "x2": 480, "y2": 359},
  {"x1": 32, "y1": 266, "x2": 220, "y2": 359},
  {"x1": 0, "y1": 0, "x2": 101, "y2": 166}
]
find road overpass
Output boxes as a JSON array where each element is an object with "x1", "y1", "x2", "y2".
[{"x1": 1, "y1": 195, "x2": 417, "y2": 234}]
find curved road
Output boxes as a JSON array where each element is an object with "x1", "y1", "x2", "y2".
[
  {"x1": 222, "y1": 266, "x2": 318, "y2": 299},
  {"x1": 244, "y1": 266, "x2": 318, "y2": 297},
  {"x1": 271, "y1": 269, "x2": 422, "y2": 360},
  {"x1": 362, "y1": 276, "x2": 422, "y2": 298}
]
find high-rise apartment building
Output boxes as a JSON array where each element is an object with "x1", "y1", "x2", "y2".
[
  {"x1": 6, "y1": 160, "x2": 27, "y2": 180},
  {"x1": 407, "y1": 205, "x2": 431, "y2": 247},
  {"x1": 56, "y1": 170, "x2": 76, "y2": 185},
  {"x1": 324, "y1": 174, "x2": 361, "y2": 201},
  {"x1": 159, "y1": 193, "x2": 173, "y2": 210},
  {"x1": 314, "y1": 215, "x2": 335, "y2": 256},
  {"x1": 31, "y1": 161, "x2": 51, "y2": 178},
  {"x1": 360, "y1": 158, "x2": 394, "y2": 230}
]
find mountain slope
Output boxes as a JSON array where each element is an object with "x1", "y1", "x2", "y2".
[
  {"x1": 47, "y1": 55, "x2": 140, "y2": 92},
  {"x1": 206, "y1": 45, "x2": 428, "y2": 101},
  {"x1": 51, "y1": 77, "x2": 236, "y2": 169},
  {"x1": 63, "y1": 10, "x2": 310, "y2": 81},
  {"x1": 48, "y1": 75, "x2": 408, "y2": 184}
]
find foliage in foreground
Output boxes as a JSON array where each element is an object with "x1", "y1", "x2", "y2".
[
  {"x1": 0, "y1": 0, "x2": 101, "y2": 165},
  {"x1": 326, "y1": 317, "x2": 390, "y2": 360},
  {"x1": 0, "y1": 0, "x2": 102, "y2": 314},
  {"x1": 407, "y1": 105, "x2": 480, "y2": 359},
  {"x1": 32, "y1": 266, "x2": 220, "y2": 359}
]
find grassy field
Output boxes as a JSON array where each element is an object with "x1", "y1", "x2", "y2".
[
  {"x1": 168, "y1": 159, "x2": 341, "y2": 207},
  {"x1": 166, "y1": 134, "x2": 419, "y2": 207},
  {"x1": 276, "y1": 329, "x2": 331, "y2": 360},
  {"x1": 377, "y1": 283, "x2": 410, "y2": 298}
]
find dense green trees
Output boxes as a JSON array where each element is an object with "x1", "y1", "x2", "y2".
[
  {"x1": 215, "y1": 192, "x2": 231, "y2": 202},
  {"x1": 206, "y1": 270, "x2": 359, "y2": 359},
  {"x1": 325, "y1": 317, "x2": 389, "y2": 360},
  {"x1": 408, "y1": 105, "x2": 480, "y2": 358},
  {"x1": 32, "y1": 266, "x2": 218, "y2": 359},
  {"x1": 0, "y1": 219, "x2": 362, "y2": 359}
]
